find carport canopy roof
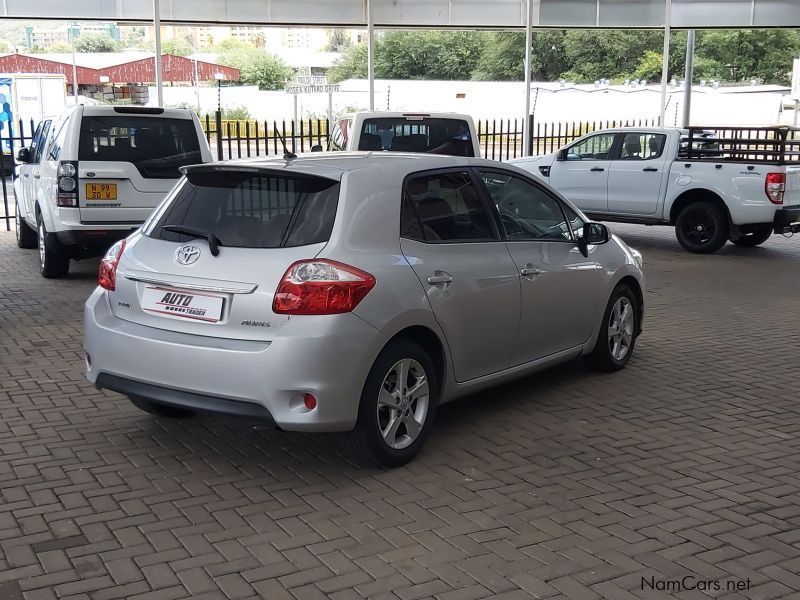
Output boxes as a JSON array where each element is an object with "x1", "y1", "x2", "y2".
[{"x1": 2, "y1": 0, "x2": 800, "y2": 28}]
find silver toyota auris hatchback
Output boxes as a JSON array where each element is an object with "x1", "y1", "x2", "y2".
[{"x1": 85, "y1": 153, "x2": 644, "y2": 467}]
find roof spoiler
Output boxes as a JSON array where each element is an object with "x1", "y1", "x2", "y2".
[{"x1": 113, "y1": 106, "x2": 165, "y2": 115}]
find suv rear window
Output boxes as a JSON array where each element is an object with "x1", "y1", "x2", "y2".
[
  {"x1": 147, "y1": 170, "x2": 339, "y2": 248},
  {"x1": 359, "y1": 117, "x2": 474, "y2": 157},
  {"x1": 78, "y1": 116, "x2": 201, "y2": 179}
]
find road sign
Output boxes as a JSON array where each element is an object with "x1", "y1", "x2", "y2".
[{"x1": 285, "y1": 84, "x2": 340, "y2": 95}]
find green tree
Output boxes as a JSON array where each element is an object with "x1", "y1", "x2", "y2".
[
  {"x1": 240, "y1": 52, "x2": 293, "y2": 90},
  {"x1": 326, "y1": 30, "x2": 352, "y2": 52},
  {"x1": 328, "y1": 44, "x2": 368, "y2": 83},
  {"x1": 561, "y1": 30, "x2": 662, "y2": 82},
  {"x1": 55, "y1": 42, "x2": 75, "y2": 53},
  {"x1": 698, "y1": 29, "x2": 800, "y2": 84},
  {"x1": 471, "y1": 31, "x2": 568, "y2": 81},
  {"x1": 162, "y1": 37, "x2": 194, "y2": 57},
  {"x1": 74, "y1": 32, "x2": 118, "y2": 53},
  {"x1": 375, "y1": 31, "x2": 485, "y2": 80}
]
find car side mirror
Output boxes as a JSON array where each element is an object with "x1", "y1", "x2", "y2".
[
  {"x1": 310, "y1": 144, "x2": 323, "y2": 152},
  {"x1": 576, "y1": 222, "x2": 609, "y2": 257},
  {"x1": 557, "y1": 149, "x2": 567, "y2": 161},
  {"x1": 17, "y1": 147, "x2": 31, "y2": 163}
]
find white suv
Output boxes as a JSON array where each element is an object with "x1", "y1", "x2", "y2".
[{"x1": 14, "y1": 105, "x2": 212, "y2": 277}]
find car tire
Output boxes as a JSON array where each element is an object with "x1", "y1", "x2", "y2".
[
  {"x1": 37, "y1": 213, "x2": 70, "y2": 278},
  {"x1": 15, "y1": 203, "x2": 37, "y2": 249},
  {"x1": 730, "y1": 224, "x2": 772, "y2": 247},
  {"x1": 583, "y1": 284, "x2": 640, "y2": 373},
  {"x1": 346, "y1": 339, "x2": 439, "y2": 468},
  {"x1": 128, "y1": 396, "x2": 195, "y2": 418},
  {"x1": 675, "y1": 201, "x2": 729, "y2": 254}
]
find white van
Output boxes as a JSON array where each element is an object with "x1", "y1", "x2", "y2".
[{"x1": 14, "y1": 105, "x2": 213, "y2": 277}]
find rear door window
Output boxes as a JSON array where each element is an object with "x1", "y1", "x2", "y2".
[
  {"x1": 360, "y1": 117, "x2": 474, "y2": 156},
  {"x1": 401, "y1": 171, "x2": 496, "y2": 242},
  {"x1": 146, "y1": 170, "x2": 340, "y2": 248},
  {"x1": 78, "y1": 116, "x2": 201, "y2": 179}
]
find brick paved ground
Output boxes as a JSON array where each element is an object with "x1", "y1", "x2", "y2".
[{"x1": 2, "y1": 225, "x2": 800, "y2": 600}]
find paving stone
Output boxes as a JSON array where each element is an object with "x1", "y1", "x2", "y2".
[{"x1": 2, "y1": 225, "x2": 800, "y2": 600}]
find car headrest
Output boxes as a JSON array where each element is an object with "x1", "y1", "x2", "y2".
[
  {"x1": 649, "y1": 136, "x2": 664, "y2": 154},
  {"x1": 391, "y1": 134, "x2": 427, "y2": 153},
  {"x1": 358, "y1": 132, "x2": 383, "y2": 151},
  {"x1": 625, "y1": 137, "x2": 642, "y2": 155}
]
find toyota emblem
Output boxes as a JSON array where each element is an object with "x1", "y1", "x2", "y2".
[{"x1": 175, "y1": 245, "x2": 201, "y2": 265}]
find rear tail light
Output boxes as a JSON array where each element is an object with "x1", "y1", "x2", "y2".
[
  {"x1": 98, "y1": 239, "x2": 126, "y2": 291},
  {"x1": 765, "y1": 173, "x2": 786, "y2": 205},
  {"x1": 57, "y1": 161, "x2": 79, "y2": 207},
  {"x1": 273, "y1": 259, "x2": 376, "y2": 315}
]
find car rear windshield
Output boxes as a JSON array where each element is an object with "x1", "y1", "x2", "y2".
[
  {"x1": 358, "y1": 117, "x2": 475, "y2": 156},
  {"x1": 147, "y1": 170, "x2": 340, "y2": 248},
  {"x1": 78, "y1": 116, "x2": 202, "y2": 179}
]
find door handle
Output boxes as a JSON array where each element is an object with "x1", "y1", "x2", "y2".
[
  {"x1": 643, "y1": 167, "x2": 658, "y2": 172},
  {"x1": 519, "y1": 266, "x2": 542, "y2": 277},
  {"x1": 427, "y1": 272, "x2": 454, "y2": 285},
  {"x1": 590, "y1": 167, "x2": 605, "y2": 172}
]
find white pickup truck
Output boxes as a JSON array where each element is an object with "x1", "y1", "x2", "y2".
[
  {"x1": 326, "y1": 111, "x2": 481, "y2": 157},
  {"x1": 509, "y1": 126, "x2": 800, "y2": 253}
]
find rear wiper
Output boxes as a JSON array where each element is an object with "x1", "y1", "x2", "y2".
[{"x1": 162, "y1": 224, "x2": 222, "y2": 256}]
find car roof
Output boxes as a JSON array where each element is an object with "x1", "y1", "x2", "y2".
[
  {"x1": 345, "y1": 111, "x2": 474, "y2": 121},
  {"x1": 589, "y1": 126, "x2": 682, "y2": 134},
  {"x1": 79, "y1": 105, "x2": 195, "y2": 119},
  {"x1": 196, "y1": 152, "x2": 506, "y2": 181}
]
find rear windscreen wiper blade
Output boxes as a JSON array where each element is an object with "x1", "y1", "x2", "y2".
[{"x1": 162, "y1": 224, "x2": 222, "y2": 256}]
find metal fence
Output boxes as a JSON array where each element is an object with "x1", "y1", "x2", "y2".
[
  {"x1": 1, "y1": 119, "x2": 36, "y2": 231},
  {"x1": 2, "y1": 113, "x2": 660, "y2": 231},
  {"x1": 200, "y1": 114, "x2": 660, "y2": 162}
]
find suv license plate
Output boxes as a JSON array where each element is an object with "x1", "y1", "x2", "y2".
[{"x1": 86, "y1": 183, "x2": 117, "y2": 200}]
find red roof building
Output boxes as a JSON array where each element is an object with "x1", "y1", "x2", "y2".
[{"x1": 0, "y1": 52, "x2": 239, "y2": 85}]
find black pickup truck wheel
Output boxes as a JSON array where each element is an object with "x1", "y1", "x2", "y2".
[
  {"x1": 730, "y1": 224, "x2": 772, "y2": 247},
  {"x1": 675, "y1": 201, "x2": 729, "y2": 254}
]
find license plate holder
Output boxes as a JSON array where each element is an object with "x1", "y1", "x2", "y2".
[
  {"x1": 141, "y1": 286, "x2": 224, "y2": 323},
  {"x1": 86, "y1": 183, "x2": 118, "y2": 200}
]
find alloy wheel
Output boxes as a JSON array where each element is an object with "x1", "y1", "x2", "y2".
[
  {"x1": 608, "y1": 296, "x2": 634, "y2": 361},
  {"x1": 682, "y1": 210, "x2": 715, "y2": 245},
  {"x1": 38, "y1": 221, "x2": 46, "y2": 267},
  {"x1": 376, "y1": 358, "x2": 429, "y2": 450}
]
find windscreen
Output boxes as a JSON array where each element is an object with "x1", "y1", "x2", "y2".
[
  {"x1": 78, "y1": 116, "x2": 202, "y2": 178},
  {"x1": 358, "y1": 117, "x2": 475, "y2": 156},
  {"x1": 147, "y1": 170, "x2": 340, "y2": 248}
]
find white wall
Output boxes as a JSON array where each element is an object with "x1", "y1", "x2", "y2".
[{"x1": 149, "y1": 80, "x2": 788, "y2": 127}]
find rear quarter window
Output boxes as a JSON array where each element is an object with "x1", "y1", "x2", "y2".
[
  {"x1": 146, "y1": 170, "x2": 340, "y2": 248},
  {"x1": 79, "y1": 116, "x2": 201, "y2": 179}
]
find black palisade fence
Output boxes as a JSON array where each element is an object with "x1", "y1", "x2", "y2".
[{"x1": 2, "y1": 115, "x2": 661, "y2": 231}]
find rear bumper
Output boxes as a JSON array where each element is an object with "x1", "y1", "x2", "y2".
[
  {"x1": 53, "y1": 228, "x2": 136, "y2": 258},
  {"x1": 84, "y1": 288, "x2": 377, "y2": 432},
  {"x1": 773, "y1": 207, "x2": 800, "y2": 234},
  {"x1": 96, "y1": 373, "x2": 275, "y2": 420}
]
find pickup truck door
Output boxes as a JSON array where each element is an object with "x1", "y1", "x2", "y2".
[
  {"x1": 607, "y1": 132, "x2": 669, "y2": 216},
  {"x1": 548, "y1": 132, "x2": 617, "y2": 212}
]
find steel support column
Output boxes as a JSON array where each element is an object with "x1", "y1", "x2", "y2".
[
  {"x1": 682, "y1": 30, "x2": 696, "y2": 127},
  {"x1": 522, "y1": 0, "x2": 534, "y2": 157},
  {"x1": 153, "y1": 0, "x2": 164, "y2": 107},
  {"x1": 659, "y1": 0, "x2": 672, "y2": 125},
  {"x1": 367, "y1": 0, "x2": 375, "y2": 110}
]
